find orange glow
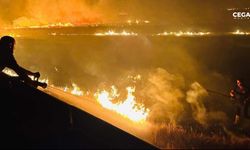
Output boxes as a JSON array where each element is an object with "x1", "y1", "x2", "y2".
[
  {"x1": 12, "y1": 22, "x2": 74, "y2": 29},
  {"x1": 11, "y1": 0, "x2": 102, "y2": 28},
  {"x1": 94, "y1": 86, "x2": 149, "y2": 123}
]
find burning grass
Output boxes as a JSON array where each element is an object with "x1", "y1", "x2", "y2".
[
  {"x1": 3, "y1": 68, "x2": 250, "y2": 148},
  {"x1": 94, "y1": 86, "x2": 149, "y2": 123}
]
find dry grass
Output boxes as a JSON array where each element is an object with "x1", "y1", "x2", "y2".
[{"x1": 152, "y1": 123, "x2": 250, "y2": 149}]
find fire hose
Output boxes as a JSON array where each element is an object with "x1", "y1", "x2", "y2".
[
  {"x1": 205, "y1": 89, "x2": 231, "y2": 98},
  {"x1": 32, "y1": 73, "x2": 47, "y2": 89},
  {"x1": 206, "y1": 89, "x2": 250, "y2": 105}
]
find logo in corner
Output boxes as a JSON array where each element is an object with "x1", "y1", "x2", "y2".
[{"x1": 228, "y1": 8, "x2": 250, "y2": 19}]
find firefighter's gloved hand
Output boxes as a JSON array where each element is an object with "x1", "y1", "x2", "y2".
[
  {"x1": 23, "y1": 77, "x2": 38, "y2": 88},
  {"x1": 230, "y1": 90, "x2": 235, "y2": 97},
  {"x1": 41, "y1": 82, "x2": 47, "y2": 89},
  {"x1": 35, "y1": 81, "x2": 47, "y2": 89},
  {"x1": 33, "y1": 72, "x2": 40, "y2": 80}
]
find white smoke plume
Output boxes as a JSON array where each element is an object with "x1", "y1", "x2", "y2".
[
  {"x1": 186, "y1": 82, "x2": 208, "y2": 125},
  {"x1": 141, "y1": 68, "x2": 185, "y2": 124}
]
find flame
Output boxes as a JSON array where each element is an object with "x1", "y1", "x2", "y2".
[
  {"x1": 126, "y1": 19, "x2": 150, "y2": 25},
  {"x1": 128, "y1": 74, "x2": 141, "y2": 81},
  {"x1": 71, "y1": 83, "x2": 84, "y2": 96},
  {"x1": 95, "y1": 30, "x2": 138, "y2": 36},
  {"x1": 232, "y1": 30, "x2": 250, "y2": 35},
  {"x1": 64, "y1": 86, "x2": 69, "y2": 92},
  {"x1": 38, "y1": 78, "x2": 49, "y2": 84},
  {"x1": 13, "y1": 22, "x2": 74, "y2": 29},
  {"x1": 157, "y1": 31, "x2": 211, "y2": 36},
  {"x1": 95, "y1": 86, "x2": 149, "y2": 123},
  {"x1": 48, "y1": 79, "x2": 149, "y2": 123},
  {"x1": 4, "y1": 67, "x2": 149, "y2": 123}
]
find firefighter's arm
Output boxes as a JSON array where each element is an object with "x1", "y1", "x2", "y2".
[
  {"x1": 8, "y1": 55, "x2": 40, "y2": 79},
  {"x1": 7, "y1": 55, "x2": 31, "y2": 80},
  {"x1": 19, "y1": 66, "x2": 40, "y2": 79}
]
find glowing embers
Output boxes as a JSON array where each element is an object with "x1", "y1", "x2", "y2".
[
  {"x1": 232, "y1": 30, "x2": 250, "y2": 35},
  {"x1": 94, "y1": 86, "x2": 149, "y2": 123},
  {"x1": 156, "y1": 31, "x2": 211, "y2": 37},
  {"x1": 94, "y1": 30, "x2": 138, "y2": 36},
  {"x1": 126, "y1": 19, "x2": 150, "y2": 25}
]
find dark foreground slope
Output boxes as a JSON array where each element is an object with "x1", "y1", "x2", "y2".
[{"x1": 0, "y1": 74, "x2": 156, "y2": 149}]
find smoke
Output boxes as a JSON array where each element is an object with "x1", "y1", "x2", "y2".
[
  {"x1": 141, "y1": 68, "x2": 185, "y2": 124},
  {"x1": 12, "y1": 0, "x2": 102, "y2": 27},
  {"x1": 1, "y1": 0, "x2": 141, "y2": 27},
  {"x1": 186, "y1": 82, "x2": 230, "y2": 127},
  {"x1": 13, "y1": 17, "x2": 39, "y2": 27},
  {"x1": 0, "y1": 18, "x2": 5, "y2": 27},
  {"x1": 136, "y1": 68, "x2": 231, "y2": 128},
  {"x1": 14, "y1": 33, "x2": 232, "y2": 127},
  {"x1": 1, "y1": 0, "x2": 250, "y2": 29},
  {"x1": 186, "y1": 82, "x2": 208, "y2": 125},
  {"x1": 11, "y1": 22, "x2": 247, "y2": 130}
]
